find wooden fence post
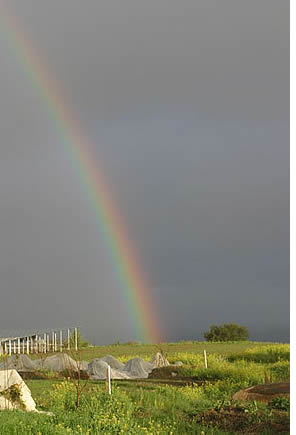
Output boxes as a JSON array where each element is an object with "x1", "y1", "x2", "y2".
[
  {"x1": 106, "y1": 365, "x2": 111, "y2": 395},
  {"x1": 74, "y1": 327, "x2": 78, "y2": 351},
  {"x1": 204, "y1": 350, "x2": 208, "y2": 369}
]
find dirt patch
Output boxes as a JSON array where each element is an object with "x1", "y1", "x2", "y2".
[
  {"x1": 233, "y1": 383, "x2": 290, "y2": 403},
  {"x1": 149, "y1": 366, "x2": 186, "y2": 379},
  {"x1": 196, "y1": 406, "x2": 289, "y2": 433},
  {"x1": 20, "y1": 370, "x2": 89, "y2": 380},
  {"x1": 148, "y1": 367, "x2": 208, "y2": 386}
]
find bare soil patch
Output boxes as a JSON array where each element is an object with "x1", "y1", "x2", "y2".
[{"x1": 196, "y1": 406, "x2": 289, "y2": 433}]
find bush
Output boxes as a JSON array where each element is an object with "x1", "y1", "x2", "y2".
[{"x1": 204, "y1": 324, "x2": 249, "y2": 342}]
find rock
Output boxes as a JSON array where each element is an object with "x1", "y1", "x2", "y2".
[
  {"x1": 0, "y1": 355, "x2": 39, "y2": 372},
  {"x1": 150, "y1": 352, "x2": 170, "y2": 368},
  {"x1": 232, "y1": 383, "x2": 290, "y2": 403},
  {"x1": 0, "y1": 369, "x2": 37, "y2": 411}
]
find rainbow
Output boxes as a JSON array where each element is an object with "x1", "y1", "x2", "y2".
[{"x1": 0, "y1": 4, "x2": 162, "y2": 343}]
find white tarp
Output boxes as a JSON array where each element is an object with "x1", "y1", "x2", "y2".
[
  {"x1": 99, "y1": 355, "x2": 124, "y2": 370},
  {"x1": 0, "y1": 355, "x2": 39, "y2": 372},
  {"x1": 43, "y1": 353, "x2": 78, "y2": 372},
  {"x1": 87, "y1": 358, "x2": 130, "y2": 380},
  {"x1": 122, "y1": 358, "x2": 153, "y2": 378}
]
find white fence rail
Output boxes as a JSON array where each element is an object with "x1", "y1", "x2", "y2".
[{"x1": 0, "y1": 327, "x2": 78, "y2": 355}]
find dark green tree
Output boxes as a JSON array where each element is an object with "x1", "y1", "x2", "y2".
[{"x1": 204, "y1": 323, "x2": 249, "y2": 342}]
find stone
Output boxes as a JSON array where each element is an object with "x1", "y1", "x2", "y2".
[{"x1": 0, "y1": 369, "x2": 37, "y2": 411}]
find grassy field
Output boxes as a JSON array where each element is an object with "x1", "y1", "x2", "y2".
[
  {"x1": 32, "y1": 340, "x2": 271, "y2": 365},
  {"x1": 0, "y1": 341, "x2": 290, "y2": 434}
]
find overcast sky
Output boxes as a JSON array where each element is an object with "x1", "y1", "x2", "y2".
[{"x1": 0, "y1": 1, "x2": 289, "y2": 343}]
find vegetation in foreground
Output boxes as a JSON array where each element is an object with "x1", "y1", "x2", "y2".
[{"x1": 0, "y1": 341, "x2": 290, "y2": 434}]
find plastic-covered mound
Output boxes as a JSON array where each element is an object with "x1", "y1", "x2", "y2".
[
  {"x1": 123, "y1": 358, "x2": 153, "y2": 378},
  {"x1": 150, "y1": 352, "x2": 170, "y2": 368},
  {"x1": 0, "y1": 354, "x2": 39, "y2": 372},
  {"x1": 34, "y1": 359, "x2": 43, "y2": 369},
  {"x1": 99, "y1": 355, "x2": 124, "y2": 370},
  {"x1": 87, "y1": 359, "x2": 130, "y2": 380},
  {"x1": 87, "y1": 359, "x2": 108, "y2": 379},
  {"x1": 43, "y1": 353, "x2": 78, "y2": 372}
]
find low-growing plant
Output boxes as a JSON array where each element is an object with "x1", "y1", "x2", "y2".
[
  {"x1": 268, "y1": 396, "x2": 290, "y2": 411},
  {"x1": 269, "y1": 360, "x2": 290, "y2": 381}
]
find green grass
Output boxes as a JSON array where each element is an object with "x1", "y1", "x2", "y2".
[
  {"x1": 0, "y1": 341, "x2": 290, "y2": 434},
  {"x1": 227, "y1": 344, "x2": 290, "y2": 363},
  {"x1": 26, "y1": 340, "x2": 279, "y2": 365}
]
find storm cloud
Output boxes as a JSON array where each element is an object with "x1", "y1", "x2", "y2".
[{"x1": 0, "y1": 0, "x2": 289, "y2": 343}]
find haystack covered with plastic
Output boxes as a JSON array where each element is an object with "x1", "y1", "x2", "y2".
[
  {"x1": 43, "y1": 353, "x2": 78, "y2": 372},
  {"x1": 88, "y1": 359, "x2": 130, "y2": 380},
  {"x1": 122, "y1": 358, "x2": 153, "y2": 378},
  {"x1": 0, "y1": 355, "x2": 39, "y2": 372},
  {"x1": 99, "y1": 355, "x2": 124, "y2": 370},
  {"x1": 0, "y1": 352, "x2": 168, "y2": 380}
]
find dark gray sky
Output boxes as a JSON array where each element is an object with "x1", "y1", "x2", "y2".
[{"x1": 0, "y1": 1, "x2": 289, "y2": 343}]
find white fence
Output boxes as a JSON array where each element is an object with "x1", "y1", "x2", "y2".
[{"x1": 0, "y1": 327, "x2": 79, "y2": 355}]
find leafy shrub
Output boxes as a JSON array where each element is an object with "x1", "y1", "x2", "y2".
[
  {"x1": 204, "y1": 324, "x2": 249, "y2": 342},
  {"x1": 268, "y1": 396, "x2": 290, "y2": 411}
]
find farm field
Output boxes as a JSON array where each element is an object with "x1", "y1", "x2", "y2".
[
  {"x1": 26, "y1": 340, "x2": 263, "y2": 363},
  {"x1": 0, "y1": 341, "x2": 290, "y2": 434}
]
